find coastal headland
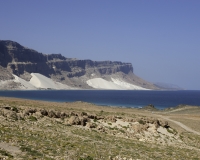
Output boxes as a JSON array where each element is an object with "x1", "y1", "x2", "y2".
[{"x1": 0, "y1": 97, "x2": 200, "y2": 159}]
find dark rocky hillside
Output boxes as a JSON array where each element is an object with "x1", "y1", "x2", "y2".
[{"x1": 0, "y1": 40, "x2": 159, "y2": 89}]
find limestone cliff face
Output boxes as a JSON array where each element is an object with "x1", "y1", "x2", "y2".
[
  {"x1": 0, "y1": 40, "x2": 133, "y2": 77},
  {"x1": 0, "y1": 41, "x2": 46, "y2": 65},
  {"x1": 0, "y1": 40, "x2": 158, "y2": 89}
]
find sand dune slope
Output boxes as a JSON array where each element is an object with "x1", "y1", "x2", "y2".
[
  {"x1": 87, "y1": 77, "x2": 148, "y2": 90},
  {"x1": 87, "y1": 78, "x2": 125, "y2": 90},
  {"x1": 13, "y1": 74, "x2": 37, "y2": 90},
  {"x1": 29, "y1": 73, "x2": 74, "y2": 89}
]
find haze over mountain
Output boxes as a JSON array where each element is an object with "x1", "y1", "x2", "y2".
[
  {"x1": 0, "y1": 40, "x2": 160, "y2": 90},
  {"x1": 1, "y1": 1, "x2": 200, "y2": 89}
]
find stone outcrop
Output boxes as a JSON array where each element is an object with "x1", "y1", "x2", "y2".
[
  {"x1": 0, "y1": 66, "x2": 14, "y2": 81},
  {"x1": 0, "y1": 40, "x2": 133, "y2": 76},
  {"x1": 0, "y1": 104, "x2": 179, "y2": 148}
]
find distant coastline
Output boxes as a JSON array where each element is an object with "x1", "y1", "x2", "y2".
[{"x1": 0, "y1": 90, "x2": 199, "y2": 110}]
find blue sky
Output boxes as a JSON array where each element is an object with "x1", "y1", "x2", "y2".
[{"x1": 1, "y1": 0, "x2": 200, "y2": 89}]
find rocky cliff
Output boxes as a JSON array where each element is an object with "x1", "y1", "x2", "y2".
[{"x1": 0, "y1": 40, "x2": 159, "y2": 90}]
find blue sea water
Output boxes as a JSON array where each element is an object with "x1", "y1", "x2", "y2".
[{"x1": 0, "y1": 90, "x2": 200, "y2": 109}]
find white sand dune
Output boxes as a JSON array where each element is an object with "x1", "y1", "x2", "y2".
[
  {"x1": 29, "y1": 73, "x2": 74, "y2": 90},
  {"x1": 111, "y1": 78, "x2": 148, "y2": 90},
  {"x1": 86, "y1": 77, "x2": 148, "y2": 90},
  {"x1": 5, "y1": 73, "x2": 148, "y2": 90},
  {"x1": 87, "y1": 78, "x2": 125, "y2": 90},
  {"x1": 13, "y1": 74, "x2": 37, "y2": 90}
]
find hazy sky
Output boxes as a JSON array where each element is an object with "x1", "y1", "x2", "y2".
[{"x1": 1, "y1": 0, "x2": 200, "y2": 89}]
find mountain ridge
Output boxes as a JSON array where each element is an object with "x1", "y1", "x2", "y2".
[{"x1": 0, "y1": 40, "x2": 159, "y2": 90}]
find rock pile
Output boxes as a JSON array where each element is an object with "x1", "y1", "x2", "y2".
[{"x1": 0, "y1": 104, "x2": 178, "y2": 145}]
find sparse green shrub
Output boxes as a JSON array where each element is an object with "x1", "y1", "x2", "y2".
[
  {"x1": 109, "y1": 127, "x2": 114, "y2": 130},
  {"x1": 119, "y1": 129, "x2": 125, "y2": 133},
  {"x1": 95, "y1": 135, "x2": 102, "y2": 140},
  {"x1": 180, "y1": 135, "x2": 184, "y2": 140},
  {"x1": 122, "y1": 126, "x2": 129, "y2": 129},
  {"x1": 138, "y1": 119, "x2": 145, "y2": 125},
  {"x1": 28, "y1": 116, "x2": 37, "y2": 121},
  {"x1": 167, "y1": 128, "x2": 177, "y2": 135},
  {"x1": 20, "y1": 146, "x2": 43, "y2": 157},
  {"x1": 94, "y1": 118, "x2": 97, "y2": 122},
  {"x1": 100, "y1": 110, "x2": 104, "y2": 114},
  {"x1": 18, "y1": 117, "x2": 25, "y2": 121},
  {"x1": 12, "y1": 106, "x2": 18, "y2": 112},
  {"x1": 0, "y1": 149, "x2": 13, "y2": 158},
  {"x1": 114, "y1": 127, "x2": 118, "y2": 130}
]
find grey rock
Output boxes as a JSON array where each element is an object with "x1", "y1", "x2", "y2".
[
  {"x1": 88, "y1": 114, "x2": 97, "y2": 119},
  {"x1": 48, "y1": 110, "x2": 57, "y2": 118},
  {"x1": 86, "y1": 122, "x2": 96, "y2": 128},
  {"x1": 79, "y1": 116, "x2": 89, "y2": 126},
  {"x1": 0, "y1": 40, "x2": 161, "y2": 90},
  {"x1": 40, "y1": 109, "x2": 48, "y2": 116},
  {"x1": 3, "y1": 109, "x2": 17, "y2": 120},
  {"x1": 68, "y1": 116, "x2": 81, "y2": 125}
]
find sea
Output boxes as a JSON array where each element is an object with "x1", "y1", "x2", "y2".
[{"x1": 0, "y1": 90, "x2": 200, "y2": 110}]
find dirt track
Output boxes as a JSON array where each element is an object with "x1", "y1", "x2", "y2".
[{"x1": 159, "y1": 115, "x2": 200, "y2": 135}]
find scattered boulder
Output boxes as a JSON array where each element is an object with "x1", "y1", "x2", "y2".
[
  {"x1": 86, "y1": 122, "x2": 96, "y2": 128},
  {"x1": 146, "y1": 118, "x2": 156, "y2": 124},
  {"x1": 160, "y1": 121, "x2": 169, "y2": 128},
  {"x1": 40, "y1": 109, "x2": 48, "y2": 116},
  {"x1": 97, "y1": 125, "x2": 105, "y2": 132},
  {"x1": 106, "y1": 116, "x2": 117, "y2": 122},
  {"x1": 125, "y1": 118, "x2": 134, "y2": 122},
  {"x1": 11, "y1": 107, "x2": 19, "y2": 112},
  {"x1": 3, "y1": 106, "x2": 11, "y2": 110},
  {"x1": 142, "y1": 104, "x2": 158, "y2": 111},
  {"x1": 55, "y1": 111, "x2": 61, "y2": 118},
  {"x1": 70, "y1": 111, "x2": 78, "y2": 116},
  {"x1": 28, "y1": 108, "x2": 37, "y2": 114},
  {"x1": 79, "y1": 116, "x2": 89, "y2": 126},
  {"x1": 80, "y1": 112, "x2": 87, "y2": 116},
  {"x1": 3, "y1": 109, "x2": 17, "y2": 120},
  {"x1": 23, "y1": 108, "x2": 37, "y2": 116},
  {"x1": 88, "y1": 114, "x2": 97, "y2": 119},
  {"x1": 132, "y1": 123, "x2": 149, "y2": 133},
  {"x1": 153, "y1": 119, "x2": 160, "y2": 128},
  {"x1": 60, "y1": 112, "x2": 68, "y2": 118},
  {"x1": 33, "y1": 111, "x2": 43, "y2": 118},
  {"x1": 96, "y1": 116, "x2": 104, "y2": 120},
  {"x1": 17, "y1": 112, "x2": 25, "y2": 120},
  {"x1": 48, "y1": 110, "x2": 57, "y2": 118},
  {"x1": 68, "y1": 116, "x2": 81, "y2": 125}
]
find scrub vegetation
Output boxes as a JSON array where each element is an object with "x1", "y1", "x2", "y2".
[{"x1": 0, "y1": 97, "x2": 200, "y2": 160}]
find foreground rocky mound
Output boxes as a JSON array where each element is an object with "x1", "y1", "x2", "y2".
[
  {"x1": 0, "y1": 99, "x2": 200, "y2": 159},
  {"x1": 0, "y1": 104, "x2": 179, "y2": 146},
  {"x1": 0, "y1": 40, "x2": 159, "y2": 90}
]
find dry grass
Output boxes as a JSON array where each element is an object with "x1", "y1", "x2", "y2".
[{"x1": 0, "y1": 97, "x2": 200, "y2": 160}]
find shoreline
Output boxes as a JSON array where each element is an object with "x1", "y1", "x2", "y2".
[
  {"x1": 0, "y1": 90, "x2": 200, "y2": 110},
  {"x1": 0, "y1": 96, "x2": 199, "y2": 111},
  {"x1": 0, "y1": 95, "x2": 192, "y2": 110}
]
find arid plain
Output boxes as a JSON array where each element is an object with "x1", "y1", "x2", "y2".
[{"x1": 0, "y1": 97, "x2": 200, "y2": 160}]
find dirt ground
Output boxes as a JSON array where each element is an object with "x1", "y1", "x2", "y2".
[{"x1": 0, "y1": 97, "x2": 200, "y2": 160}]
